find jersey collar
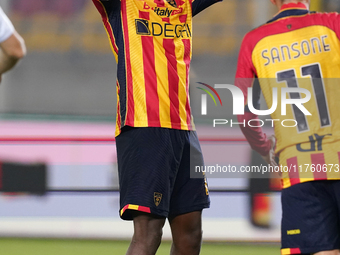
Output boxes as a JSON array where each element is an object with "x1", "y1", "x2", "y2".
[{"x1": 267, "y1": 2, "x2": 309, "y2": 24}]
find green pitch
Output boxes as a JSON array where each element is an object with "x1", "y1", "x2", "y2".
[{"x1": 0, "y1": 238, "x2": 280, "y2": 255}]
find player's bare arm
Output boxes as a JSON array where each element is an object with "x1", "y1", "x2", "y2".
[{"x1": 0, "y1": 30, "x2": 26, "y2": 81}]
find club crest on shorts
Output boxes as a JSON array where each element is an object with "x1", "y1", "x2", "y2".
[{"x1": 154, "y1": 192, "x2": 162, "y2": 206}]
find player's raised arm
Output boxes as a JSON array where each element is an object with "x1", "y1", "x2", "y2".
[
  {"x1": 0, "y1": 7, "x2": 26, "y2": 82},
  {"x1": 192, "y1": 0, "x2": 222, "y2": 16},
  {"x1": 0, "y1": 31, "x2": 26, "y2": 75}
]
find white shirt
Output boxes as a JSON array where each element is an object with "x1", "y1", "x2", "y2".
[{"x1": 0, "y1": 7, "x2": 14, "y2": 43}]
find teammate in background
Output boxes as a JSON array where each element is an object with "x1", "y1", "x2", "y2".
[
  {"x1": 0, "y1": 7, "x2": 26, "y2": 82},
  {"x1": 92, "y1": 0, "x2": 219, "y2": 254},
  {"x1": 236, "y1": 0, "x2": 340, "y2": 254}
]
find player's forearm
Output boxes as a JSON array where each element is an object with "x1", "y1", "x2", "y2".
[
  {"x1": 237, "y1": 112, "x2": 271, "y2": 156},
  {"x1": 0, "y1": 32, "x2": 26, "y2": 75},
  {"x1": 0, "y1": 48, "x2": 21, "y2": 74}
]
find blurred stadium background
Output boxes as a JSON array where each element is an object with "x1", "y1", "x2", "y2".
[{"x1": 0, "y1": 0, "x2": 335, "y2": 254}]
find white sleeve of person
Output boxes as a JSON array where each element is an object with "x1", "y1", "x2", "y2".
[{"x1": 0, "y1": 7, "x2": 14, "y2": 43}]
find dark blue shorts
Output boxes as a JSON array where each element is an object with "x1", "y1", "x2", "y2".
[
  {"x1": 281, "y1": 180, "x2": 340, "y2": 254},
  {"x1": 116, "y1": 126, "x2": 210, "y2": 220}
]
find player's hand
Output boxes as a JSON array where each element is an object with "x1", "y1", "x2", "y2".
[{"x1": 261, "y1": 135, "x2": 277, "y2": 167}]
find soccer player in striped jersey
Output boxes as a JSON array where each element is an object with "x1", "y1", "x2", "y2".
[
  {"x1": 0, "y1": 7, "x2": 26, "y2": 82},
  {"x1": 236, "y1": 0, "x2": 340, "y2": 254},
  {"x1": 92, "y1": 0, "x2": 219, "y2": 254}
]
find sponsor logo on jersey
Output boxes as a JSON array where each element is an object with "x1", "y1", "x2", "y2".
[
  {"x1": 153, "y1": 7, "x2": 173, "y2": 17},
  {"x1": 135, "y1": 19, "x2": 191, "y2": 38},
  {"x1": 135, "y1": 19, "x2": 151, "y2": 35},
  {"x1": 143, "y1": 2, "x2": 183, "y2": 16}
]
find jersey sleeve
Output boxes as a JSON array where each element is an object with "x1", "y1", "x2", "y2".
[
  {"x1": 235, "y1": 34, "x2": 271, "y2": 156},
  {"x1": 0, "y1": 7, "x2": 14, "y2": 43},
  {"x1": 192, "y1": 0, "x2": 221, "y2": 17}
]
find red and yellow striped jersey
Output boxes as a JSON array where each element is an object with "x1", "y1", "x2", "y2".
[
  {"x1": 235, "y1": 2, "x2": 340, "y2": 188},
  {"x1": 93, "y1": 0, "x2": 218, "y2": 136}
]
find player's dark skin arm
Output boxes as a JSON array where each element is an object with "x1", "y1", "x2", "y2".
[{"x1": 0, "y1": 31, "x2": 26, "y2": 82}]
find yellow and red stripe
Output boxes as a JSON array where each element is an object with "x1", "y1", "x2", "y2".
[
  {"x1": 120, "y1": 204, "x2": 151, "y2": 217},
  {"x1": 281, "y1": 247, "x2": 301, "y2": 255},
  {"x1": 142, "y1": 36, "x2": 161, "y2": 126},
  {"x1": 164, "y1": 38, "x2": 181, "y2": 129},
  {"x1": 287, "y1": 157, "x2": 300, "y2": 186},
  {"x1": 311, "y1": 153, "x2": 327, "y2": 180},
  {"x1": 183, "y1": 39, "x2": 192, "y2": 128}
]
